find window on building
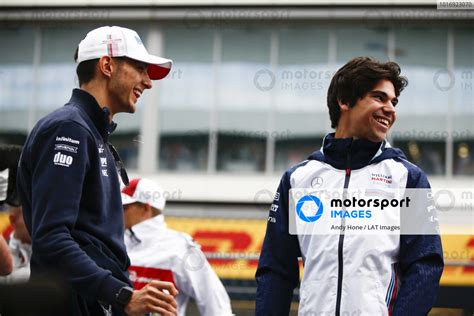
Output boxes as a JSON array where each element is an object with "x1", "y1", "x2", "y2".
[
  {"x1": 275, "y1": 136, "x2": 322, "y2": 173},
  {"x1": 0, "y1": 27, "x2": 35, "y2": 140},
  {"x1": 217, "y1": 134, "x2": 266, "y2": 172},
  {"x1": 336, "y1": 26, "x2": 389, "y2": 64},
  {"x1": 108, "y1": 132, "x2": 140, "y2": 170},
  {"x1": 453, "y1": 140, "x2": 474, "y2": 176},
  {"x1": 216, "y1": 28, "x2": 272, "y2": 172},
  {"x1": 159, "y1": 133, "x2": 208, "y2": 171},
  {"x1": 394, "y1": 27, "x2": 448, "y2": 116},
  {"x1": 38, "y1": 27, "x2": 86, "y2": 117},
  {"x1": 393, "y1": 140, "x2": 446, "y2": 175},
  {"x1": 453, "y1": 28, "x2": 474, "y2": 176},
  {"x1": 158, "y1": 28, "x2": 214, "y2": 172}
]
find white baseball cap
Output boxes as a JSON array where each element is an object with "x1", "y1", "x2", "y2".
[
  {"x1": 77, "y1": 26, "x2": 172, "y2": 80},
  {"x1": 121, "y1": 178, "x2": 166, "y2": 211}
]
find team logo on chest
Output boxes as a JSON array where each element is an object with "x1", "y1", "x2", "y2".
[
  {"x1": 311, "y1": 176, "x2": 323, "y2": 188},
  {"x1": 370, "y1": 173, "x2": 392, "y2": 184}
]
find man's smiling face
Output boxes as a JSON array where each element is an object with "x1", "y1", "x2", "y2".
[
  {"x1": 108, "y1": 58, "x2": 152, "y2": 114},
  {"x1": 340, "y1": 79, "x2": 398, "y2": 142}
]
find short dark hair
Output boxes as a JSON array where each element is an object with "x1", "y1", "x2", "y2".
[
  {"x1": 327, "y1": 57, "x2": 408, "y2": 129},
  {"x1": 73, "y1": 48, "x2": 127, "y2": 86},
  {"x1": 74, "y1": 47, "x2": 99, "y2": 86}
]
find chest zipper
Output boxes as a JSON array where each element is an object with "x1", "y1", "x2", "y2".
[{"x1": 335, "y1": 141, "x2": 352, "y2": 316}]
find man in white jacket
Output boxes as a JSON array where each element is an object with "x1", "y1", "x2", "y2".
[{"x1": 122, "y1": 178, "x2": 233, "y2": 316}]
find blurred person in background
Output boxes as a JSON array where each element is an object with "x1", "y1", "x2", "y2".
[
  {"x1": 0, "y1": 145, "x2": 32, "y2": 284},
  {"x1": 256, "y1": 57, "x2": 443, "y2": 315},
  {"x1": 0, "y1": 205, "x2": 32, "y2": 284},
  {"x1": 122, "y1": 178, "x2": 233, "y2": 316},
  {"x1": 0, "y1": 144, "x2": 22, "y2": 277},
  {"x1": 0, "y1": 145, "x2": 31, "y2": 284},
  {"x1": 16, "y1": 26, "x2": 179, "y2": 315},
  {"x1": 0, "y1": 144, "x2": 70, "y2": 314}
]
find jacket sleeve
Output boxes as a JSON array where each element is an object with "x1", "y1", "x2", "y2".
[
  {"x1": 175, "y1": 237, "x2": 233, "y2": 316},
  {"x1": 23, "y1": 121, "x2": 128, "y2": 305},
  {"x1": 255, "y1": 170, "x2": 301, "y2": 316},
  {"x1": 393, "y1": 165, "x2": 444, "y2": 315}
]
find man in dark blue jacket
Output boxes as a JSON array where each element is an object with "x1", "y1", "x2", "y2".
[
  {"x1": 17, "y1": 26, "x2": 178, "y2": 316},
  {"x1": 256, "y1": 57, "x2": 444, "y2": 315}
]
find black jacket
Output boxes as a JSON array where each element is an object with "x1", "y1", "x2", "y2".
[{"x1": 17, "y1": 89, "x2": 132, "y2": 315}]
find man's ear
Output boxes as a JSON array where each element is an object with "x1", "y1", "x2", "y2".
[
  {"x1": 98, "y1": 56, "x2": 113, "y2": 78},
  {"x1": 338, "y1": 99, "x2": 350, "y2": 112}
]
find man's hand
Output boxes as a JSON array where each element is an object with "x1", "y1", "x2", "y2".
[
  {"x1": 0, "y1": 235, "x2": 13, "y2": 275},
  {"x1": 124, "y1": 280, "x2": 178, "y2": 316}
]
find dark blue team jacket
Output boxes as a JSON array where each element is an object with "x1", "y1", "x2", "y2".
[{"x1": 17, "y1": 89, "x2": 132, "y2": 315}]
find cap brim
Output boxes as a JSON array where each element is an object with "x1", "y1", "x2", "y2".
[
  {"x1": 121, "y1": 193, "x2": 137, "y2": 206},
  {"x1": 127, "y1": 54, "x2": 172, "y2": 80}
]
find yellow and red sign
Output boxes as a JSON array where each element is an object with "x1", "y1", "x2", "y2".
[
  {"x1": 1, "y1": 212, "x2": 472, "y2": 285},
  {"x1": 439, "y1": 234, "x2": 474, "y2": 286},
  {"x1": 167, "y1": 217, "x2": 474, "y2": 286},
  {"x1": 166, "y1": 217, "x2": 264, "y2": 280}
]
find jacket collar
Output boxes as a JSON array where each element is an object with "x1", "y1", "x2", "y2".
[
  {"x1": 133, "y1": 214, "x2": 166, "y2": 234},
  {"x1": 315, "y1": 133, "x2": 389, "y2": 170},
  {"x1": 68, "y1": 88, "x2": 117, "y2": 139},
  {"x1": 126, "y1": 215, "x2": 166, "y2": 245}
]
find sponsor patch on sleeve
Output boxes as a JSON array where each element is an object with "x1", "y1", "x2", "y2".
[
  {"x1": 270, "y1": 204, "x2": 279, "y2": 212},
  {"x1": 274, "y1": 192, "x2": 280, "y2": 201},
  {"x1": 54, "y1": 143, "x2": 78, "y2": 154},
  {"x1": 55, "y1": 136, "x2": 80, "y2": 145},
  {"x1": 53, "y1": 152, "x2": 74, "y2": 167}
]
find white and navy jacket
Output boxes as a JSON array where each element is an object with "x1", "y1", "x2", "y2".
[
  {"x1": 125, "y1": 215, "x2": 233, "y2": 316},
  {"x1": 256, "y1": 133, "x2": 444, "y2": 316}
]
